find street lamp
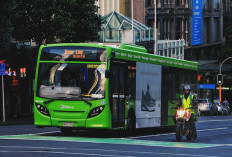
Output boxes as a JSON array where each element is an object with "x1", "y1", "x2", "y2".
[
  {"x1": 131, "y1": 0, "x2": 134, "y2": 44},
  {"x1": 218, "y1": 57, "x2": 232, "y2": 102},
  {"x1": 154, "y1": 0, "x2": 157, "y2": 54}
]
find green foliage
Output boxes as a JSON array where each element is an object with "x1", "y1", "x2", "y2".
[
  {"x1": 0, "y1": 0, "x2": 15, "y2": 58},
  {"x1": 221, "y1": 25, "x2": 232, "y2": 62},
  {"x1": 13, "y1": 0, "x2": 101, "y2": 45}
]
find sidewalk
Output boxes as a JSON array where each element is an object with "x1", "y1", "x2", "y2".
[{"x1": 0, "y1": 116, "x2": 33, "y2": 125}]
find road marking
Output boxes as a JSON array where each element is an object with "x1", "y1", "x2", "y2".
[
  {"x1": 30, "y1": 131, "x2": 60, "y2": 135},
  {"x1": 7, "y1": 131, "x2": 61, "y2": 136},
  {"x1": 0, "y1": 150, "x2": 130, "y2": 157},
  {"x1": 198, "y1": 119, "x2": 232, "y2": 123},
  {"x1": 0, "y1": 134, "x2": 220, "y2": 148},
  {"x1": 128, "y1": 127, "x2": 228, "y2": 139},
  {"x1": 198, "y1": 127, "x2": 228, "y2": 132},
  {"x1": 0, "y1": 146, "x2": 218, "y2": 157},
  {"x1": 128, "y1": 132, "x2": 175, "y2": 138}
]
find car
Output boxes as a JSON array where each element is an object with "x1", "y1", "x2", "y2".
[{"x1": 198, "y1": 99, "x2": 217, "y2": 116}]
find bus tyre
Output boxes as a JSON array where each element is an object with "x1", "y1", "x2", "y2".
[
  {"x1": 175, "y1": 123, "x2": 182, "y2": 142},
  {"x1": 60, "y1": 127, "x2": 73, "y2": 135},
  {"x1": 127, "y1": 110, "x2": 136, "y2": 135}
]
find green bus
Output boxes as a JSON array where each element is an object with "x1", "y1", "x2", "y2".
[{"x1": 34, "y1": 43, "x2": 198, "y2": 134}]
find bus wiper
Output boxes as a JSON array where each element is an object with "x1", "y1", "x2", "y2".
[
  {"x1": 67, "y1": 94, "x2": 92, "y2": 107},
  {"x1": 43, "y1": 99, "x2": 56, "y2": 105},
  {"x1": 43, "y1": 96, "x2": 67, "y2": 105}
]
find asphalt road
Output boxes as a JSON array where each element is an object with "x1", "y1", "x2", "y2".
[{"x1": 0, "y1": 115, "x2": 232, "y2": 157}]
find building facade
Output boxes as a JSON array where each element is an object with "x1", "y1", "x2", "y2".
[
  {"x1": 96, "y1": 0, "x2": 145, "y2": 24},
  {"x1": 145, "y1": 0, "x2": 223, "y2": 61},
  {"x1": 223, "y1": 0, "x2": 232, "y2": 33}
]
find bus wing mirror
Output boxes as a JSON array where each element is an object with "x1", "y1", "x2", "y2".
[
  {"x1": 111, "y1": 51, "x2": 115, "y2": 58},
  {"x1": 105, "y1": 70, "x2": 110, "y2": 78}
]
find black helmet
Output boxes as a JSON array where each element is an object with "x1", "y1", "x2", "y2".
[{"x1": 183, "y1": 84, "x2": 191, "y2": 91}]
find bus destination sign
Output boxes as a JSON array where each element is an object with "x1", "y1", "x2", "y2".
[{"x1": 62, "y1": 49, "x2": 85, "y2": 59}]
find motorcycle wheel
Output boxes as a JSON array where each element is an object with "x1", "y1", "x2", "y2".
[{"x1": 175, "y1": 123, "x2": 182, "y2": 142}]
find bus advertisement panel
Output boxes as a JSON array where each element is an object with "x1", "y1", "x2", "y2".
[{"x1": 136, "y1": 62, "x2": 161, "y2": 128}]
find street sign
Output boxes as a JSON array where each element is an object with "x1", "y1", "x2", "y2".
[
  {"x1": 0, "y1": 63, "x2": 5, "y2": 75},
  {"x1": 198, "y1": 84, "x2": 215, "y2": 89},
  {"x1": 192, "y1": 0, "x2": 202, "y2": 46}
]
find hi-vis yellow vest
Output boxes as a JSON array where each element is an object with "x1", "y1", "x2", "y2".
[{"x1": 181, "y1": 94, "x2": 194, "y2": 111}]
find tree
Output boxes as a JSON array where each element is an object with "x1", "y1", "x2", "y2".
[
  {"x1": 0, "y1": 0, "x2": 15, "y2": 58},
  {"x1": 220, "y1": 25, "x2": 232, "y2": 62},
  {"x1": 13, "y1": 0, "x2": 101, "y2": 45}
]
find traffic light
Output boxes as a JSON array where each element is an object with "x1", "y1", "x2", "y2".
[
  {"x1": 217, "y1": 74, "x2": 223, "y2": 85},
  {"x1": 198, "y1": 75, "x2": 201, "y2": 82}
]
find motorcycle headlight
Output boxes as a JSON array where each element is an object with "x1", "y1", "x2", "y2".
[
  {"x1": 87, "y1": 105, "x2": 105, "y2": 118},
  {"x1": 177, "y1": 109, "x2": 185, "y2": 117},
  {"x1": 35, "y1": 103, "x2": 50, "y2": 116}
]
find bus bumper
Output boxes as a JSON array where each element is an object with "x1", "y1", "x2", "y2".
[{"x1": 35, "y1": 105, "x2": 112, "y2": 129}]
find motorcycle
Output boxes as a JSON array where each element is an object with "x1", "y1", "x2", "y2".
[{"x1": 175, "y1": 107, "x2": 194, "y2": 141}]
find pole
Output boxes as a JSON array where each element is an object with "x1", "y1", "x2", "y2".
[
  {"x1": 2, "y1": 75, "x2": 5, "y2": 123},
  {"x1": 132, "y1": 0, "x2": 134, "y2": 44},
  {"x1": 219, "y1": 84, "x2": 221, "y2": 102},
  {"x1": 154, "y1": 0, "x2": 157, "y2": 54}
]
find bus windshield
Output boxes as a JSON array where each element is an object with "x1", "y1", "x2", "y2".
[{"x1": 36, "y1": 63, "x2": 106, "y2": 100}]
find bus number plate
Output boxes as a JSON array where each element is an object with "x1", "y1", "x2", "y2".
[{"x1": 63, "y1": 122, "x2": 74, "y2": 127}]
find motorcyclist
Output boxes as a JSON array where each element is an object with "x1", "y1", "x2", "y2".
[
  {"x1": 223, "y1": 98, "x2": 229, "y2": 107},
  {"x1": 177, "y1": 84, "x2": 198, "y2": 142}
]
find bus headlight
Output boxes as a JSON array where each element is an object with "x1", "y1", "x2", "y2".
[
  {"x1": 87, "y1": 106, "x2": 105, "y2": 118},
  {"x1": 36, "y1": 103, "x2": 50, "y2": 116}
]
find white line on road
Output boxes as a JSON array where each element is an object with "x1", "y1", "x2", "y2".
[
  {"x1": 0, "y1": 146, "x2": 218, "y2": 157},
  {"x1": 8, "y1": 131, "x2": 60, "y2": 137},
  {"x1": 128, "y1": 127, "x2": 228, "y2": 139},
  {"x1": 128, "y1": 132, "x2": 175, "y2": 139},
  {"x1": 0, "y1": 150, "x2": 132, "y2": 157},
  {"x1": 197, "y1": 127, "x2": 228, "y2": 132},
  {"x1": 198, "y1": 119, "x2": 232, "y2": 123}
]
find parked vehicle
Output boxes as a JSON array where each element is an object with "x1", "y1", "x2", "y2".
[
  {"x1": 175, "y1": 107, "x2": 195, "y2": 141},
  {"x1": 198, "y1": 99, "x2": 216, "y2": 116}
]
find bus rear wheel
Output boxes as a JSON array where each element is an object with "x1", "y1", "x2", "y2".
[{"x1": 60, "y1": 127, "x2": 73, "y2": 135}]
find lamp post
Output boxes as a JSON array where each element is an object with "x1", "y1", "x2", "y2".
[
  {"x1": 218, "y1": 57, "x2": 232, "y2": 102},
  {"x1": 132, "y1": 0, "x2": 134, "y2": 44},
  {"x1": 154, "y1": 0, "x2": 157, "y2": 54}
]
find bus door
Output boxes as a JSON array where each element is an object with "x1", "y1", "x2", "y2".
[{"x1": 110, "y1": 61, "x2": 126, "y2": 128}]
